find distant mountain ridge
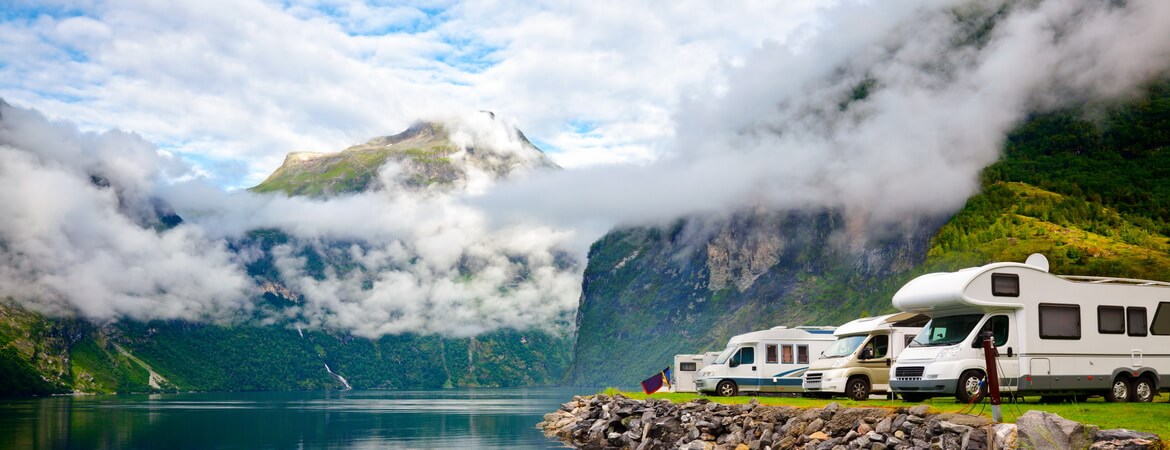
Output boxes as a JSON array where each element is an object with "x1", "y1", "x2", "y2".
[
  {"x1": 0, "y1": 111, "x2": 572, "y2": 396},
  {"x1": 252, "y1": 115, "x2": 559, "y2": 196},
  {"x1": 567, "y1": 79, "x2": 1170, "y2": 387}
]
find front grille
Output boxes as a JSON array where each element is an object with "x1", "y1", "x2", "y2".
[
  {"x1": 895, "y1": 366, "x2": 925, "y2": 380},
  {"x1": 804, "y1": 372, "x2": 822, "y2": 383}
]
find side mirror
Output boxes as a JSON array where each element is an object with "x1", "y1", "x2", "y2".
[
  {"x1": 729, "y1": 358, "x2": 739, "y2": 368},
  {"x1": 859, "y1": 348, "x2": 873, "y2": 360}
]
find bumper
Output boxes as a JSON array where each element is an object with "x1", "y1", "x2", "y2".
[
  {"x1": 694, "y1": 378, "x2": 714, "y2": 393},
  {"x1": 890, "y1": 378, "x2": 958, "y2": 395},
  {"x1": 802, "y1": 371, "x2": 847, "y2": 393}
]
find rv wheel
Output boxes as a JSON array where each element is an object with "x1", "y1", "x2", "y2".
[
  {"x1": 956, "y1": 370, "x2": 985, "y2": 404},
  {"x1": 1132, "y1": 378, "x2": 1155, "y2": 403},
  {"x1": 1105, "y1": 377, "x2": 1131, "y2": 402},
  {"x1": 846, "y1": 377, "x2": 871, "y2": 401},
  {"x1": 716, "y1": 380, "x2": 738, "y2": 397}
]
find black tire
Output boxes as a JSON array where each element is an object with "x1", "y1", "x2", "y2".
[
  {"x1": 1132, "y1": 377, "x2": 1155, "y2": 403},
  {"x1": 716, "y1": 380, "x2": 738, "y2": 397},
  {"x1": 900, "y1": 393, "x2": 929, "y2": 402},
  {"x1": 1105, "y1": 377, "x2": 1131, "y2": 402},
  {"x1": 956, "y1": 370, "x2": 985, "y2": 404},
  {"x1": 846, "y1": 377, "x2": 871, "y2": 401}
]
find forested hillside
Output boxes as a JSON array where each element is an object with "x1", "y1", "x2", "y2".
[{"x1": 569, "y1": 79, "x2": 1170, "y2": 387}]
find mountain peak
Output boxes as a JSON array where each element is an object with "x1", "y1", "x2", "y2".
[{"x1": 252, "y1": 114, "x2": 558, "y2": 197}]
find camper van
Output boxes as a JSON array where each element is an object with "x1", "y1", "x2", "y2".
[
  {"x1": 889, "y1": 254, "x2": 1170, "y2": 403},
  {"x1": 802, "y1": 312, "x2": 928, "y2": 400},
  {"x1": 670, "y1": 352, "x2": 720, "y2": 393},
  {"x1": 695, "y1": 326, "x2": 836, "y2": 396}
]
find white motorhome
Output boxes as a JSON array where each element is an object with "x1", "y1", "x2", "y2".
[
  {"x1": 890, "y1": 254, "x2": 1170, "y2": 403},
  {"x1": 802, "y1": 312, "x2": 928, "y2": 400},
  {"x1": 670, "y1": 352, "x2": 720, "y2": 393},
  {"x1": 695, "y1": 326, "x2": 836, "y2": 396}
]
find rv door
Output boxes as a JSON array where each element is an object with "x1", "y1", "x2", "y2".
[
  {"x1": 727, "y1": 344, "x2": 760, "y2": 390},
  {"x1": 973, "y1": 314, "x2": 1020, "y2": 389}
]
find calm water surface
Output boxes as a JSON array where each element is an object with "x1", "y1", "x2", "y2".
[{"x1": 0, "y1": 388, "x2": 590, "y2": 449}]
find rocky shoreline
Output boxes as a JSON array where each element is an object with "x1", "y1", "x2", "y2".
[{"x1": 537, "y1": 394, "x2": 1162, "y2": 450}]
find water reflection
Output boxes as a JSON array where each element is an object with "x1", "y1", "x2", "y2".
[{"x1": 0, "y1": 388, "x2": 589, "y2": 449}]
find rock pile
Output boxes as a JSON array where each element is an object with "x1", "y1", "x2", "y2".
[{"x1": 537, "y1": 394, "x2": 1162, "y2": 450}]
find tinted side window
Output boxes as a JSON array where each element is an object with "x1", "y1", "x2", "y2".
[
  {"x1": 680, "y1": 362, "x2": 697, "y2": 371},
  {"x1": 1128, "y1": 307, "x2": 1148, "y2": 337},
  {"x1": 766, "y1": 344, "x2": 778, "y2": 363},
  {"x1": 992, "y1": 273, "x2": 1020, "y2": 297},
  {"x1": 871, "y1": 335, "x2": 889, "y2": 359},
  {"x1": 797, "y1": 345, "x2": 809, "y2": 364},
  {"x1": 781, "y1": 345, "x2": 793, "y2": 364},
  {"x1": 1039, "y1": 303, "x2": 1080, "y2": 339},
  {"x1": 1153, "y1": 302, "x2": 1170, "y2": 335},
  {"x1": 1098, "y1": 306, "x2": 1124, "y2": 334},
  {"x1": 971, "y1": 315, "x2": 1010, "y2": 347},
  {"x1": 739, "y1": 347, "x2": 755, "y2": 365},
  {"x1": 1151, "y1": 301, "x2": 1170, "y2": 331}
]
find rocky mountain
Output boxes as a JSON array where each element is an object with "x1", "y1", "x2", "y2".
[
  {"x1": 252, "y1": 114, "x2": 558, "y2": 196},
  {"x1": 0, "y1": 112, "x2": 571, "y2": 396},
  {"x1": 568, "y1": 79, "x2": 1170, "y2": 386}
]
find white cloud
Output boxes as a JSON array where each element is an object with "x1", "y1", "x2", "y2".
[
  {"x1": 2, "y1": 0, "x2": 1170, "y2": 339},
  {"x1": 0, "y1": 0, "x2": 829, "y2": 188}
]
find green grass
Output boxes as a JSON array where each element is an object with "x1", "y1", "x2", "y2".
[{"x1": 605, "y1": 390, "x2": 1170, "y2": 439}]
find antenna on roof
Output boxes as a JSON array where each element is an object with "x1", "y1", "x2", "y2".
[{"x1": 1025, "y1": 253, "x2": 1049, "y2": 272}]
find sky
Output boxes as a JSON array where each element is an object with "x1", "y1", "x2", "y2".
[
  {"x1": 0, "y1": 0, "x2": 827, "y2": 189},
  {"x1": 3, "y1": 0, "x2": 1170, "y2": 338}
]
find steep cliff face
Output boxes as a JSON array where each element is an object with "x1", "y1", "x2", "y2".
[{"x1": 568, "y1": 210, "x2": 942, "y2": 386}]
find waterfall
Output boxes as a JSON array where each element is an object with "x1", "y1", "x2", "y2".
[
  {"x1": 324, "y1": 363, "x2": 352, "y2": 390},
  {"x1": 296, "y1": 326, "x2": 304, "y2": 338}
]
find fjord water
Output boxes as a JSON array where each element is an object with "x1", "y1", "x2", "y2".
[{"x1": 0, "y1": 388, "x2": 588, "y2": 449}]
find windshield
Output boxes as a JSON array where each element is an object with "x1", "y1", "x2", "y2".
[
  {"x1": 823, "y1": 335, "x2": 867, "y2": 358},
  {"x1": 714, "y1": 345, "x2": 737, "y2": 364},
  {"x1": 911, "y1": 314, "x2": 984, "y2": 347}
]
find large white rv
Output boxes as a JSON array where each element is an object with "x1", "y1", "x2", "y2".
[
  {"x1": 802, "y1": 312, "x2": 928, "y2": 400},
  {"x1": 670, "y1": 352, "x2": 720, "y2": 393},
  {"x1": 890, "y1": 254, "x2": 1170, "y2": 403},
  {"x1": 695, "y1": 326, "x2": 836, "y2": 396}
]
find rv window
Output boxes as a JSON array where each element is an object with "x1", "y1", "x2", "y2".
[
  {"x1": 797, "y1": 345, "x2": 809, "y2": 364},
  {"x1": 781, "y1": 345, "x2": 794, "y2": 364},
  {"x1": 971, "y1": 315, "x2": 1010, "y2": 347},
  {"x1": 766, "y1": 344, "x2": 778, "y2": 364},
  {"x1": 823, "y1": 335, "x2": 866, "y2": 357},
  {"x1": 1098, "y1": 306, "x2": 1125, "y2": 334},
  {"x1": 680, "y1": 362, "x2": 697, "y2": 371},
  {"x1": 1128, "y1": 307, "x2": 1148, "y2": 337},
  {"x1": 911, "y1": 314, "x2": 983, "y2": 347},
  {"x1": 714, "y1": 346, "x2": 736, "y2": 364},
  {"x1": 866, "y1": 335, "x2": 889, "y2": 359},
  {"x1": 991, "y1": 273, "x2": 1020, "y2": 297},
  {"x1": 1152, "y1": 302, "x2": 1170, "y2": 335},
  {"x1": 1039, "y1": 303, "x2": 1081, "y2": 340},
  {"x1": 735, "y1": 347, "x2": 755, "y2": 365}
]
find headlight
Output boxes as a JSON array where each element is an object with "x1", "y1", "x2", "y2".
[
  {"x1": 936, "y1": 345, "x2": 960, "y2": 360},
  {"x1": 831, "y1": 358, "x2": 848, "y2": 368}
]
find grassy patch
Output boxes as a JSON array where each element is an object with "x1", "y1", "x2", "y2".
[{"x1": 605, "y1": 390, "x2": 1170, "y2": 438}]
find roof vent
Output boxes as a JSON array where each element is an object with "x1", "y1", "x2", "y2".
[{"x1": 1025, "y1": 253, "x2": 1050, "y2": 273}]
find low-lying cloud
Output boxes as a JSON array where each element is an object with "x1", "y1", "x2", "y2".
[
  {"x1": 3, "y1": 0, "x2": 1170, "y2": 338},
  {"x1": 480, "y1": 0, "x2": 1170, "y2": 232},
  {"x1": 0, "y1": 103, "x2": 581, "y2": 337}
]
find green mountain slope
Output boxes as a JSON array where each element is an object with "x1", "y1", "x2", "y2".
[
  {"x1": 252, "y1": 120, "x2": 558, "y2": 196},
  {"x1": 569, "y1": 80, "x2": 1170, "y2": 387},
  {"x1": 0, "y1": 115, "x2": 571, "y2": 397}
]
